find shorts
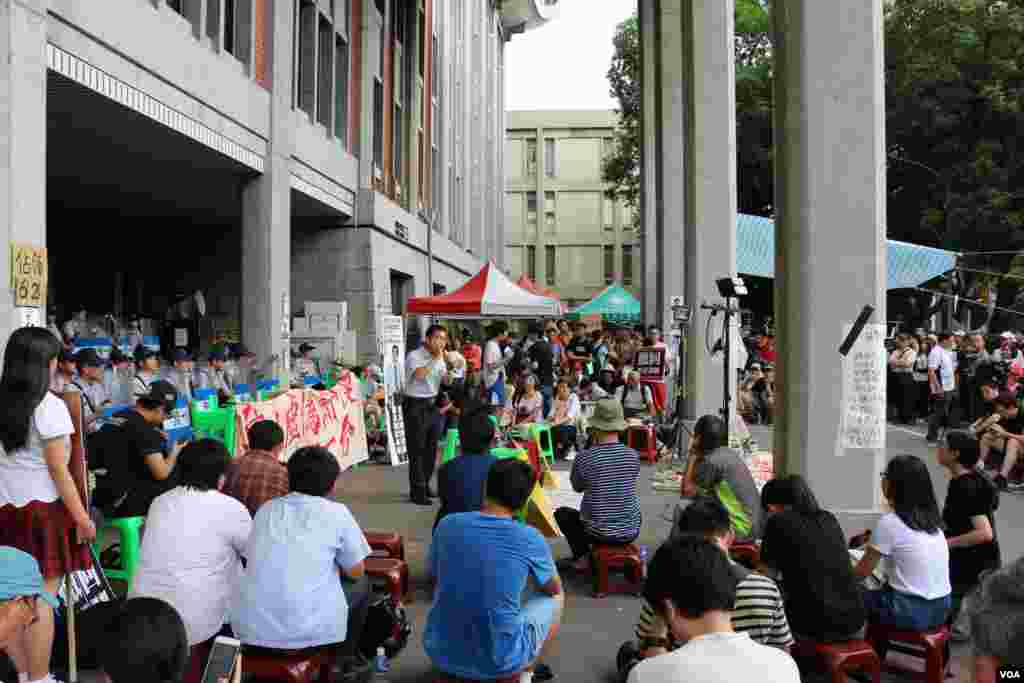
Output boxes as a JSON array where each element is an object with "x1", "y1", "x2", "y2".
[{"x1": 521, "y1": 593, "x2": 561, "y2": 663}]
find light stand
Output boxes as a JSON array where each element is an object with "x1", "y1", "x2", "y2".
[
  {"x1": 700, "y1": 278, "x2": 747, "y2": 433},
  {"x1": 670, "y1": 299, "x2": 692, "y2": 461}
]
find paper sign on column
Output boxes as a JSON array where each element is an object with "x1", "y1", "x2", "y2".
[
  {"x1": 839, "y1": 322, "x2": 887, "y2": 451},
  {"x1": 10, "y1": 244, "x2": 47, "y2": 307}
]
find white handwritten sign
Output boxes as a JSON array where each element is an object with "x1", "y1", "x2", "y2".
[{"x1": 840, "y1": 322, "x2": 887, "y2": 450}]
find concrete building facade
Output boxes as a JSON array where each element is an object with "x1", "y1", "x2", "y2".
[
  {"x1": 641, "y1": 0, "x2": 888, "y2": 524},
  {"x1": 1, "y1": 0, "x2": 558, "y2": 360},
  {"x1": 504, "y1": 110, "x2": 637, "y2": 309}
]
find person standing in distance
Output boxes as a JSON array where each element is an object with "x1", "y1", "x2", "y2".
[{"x1": 404, "y1": 325, "x2": 449, "y2": 506}]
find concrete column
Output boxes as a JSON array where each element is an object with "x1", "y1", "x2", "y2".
[
  {"x1": 241, "y1": 0, "x2": 293, "y2": 361},
  {"x1": 773, "y1": 1, "x2": 887, "y2": 513},
  {"x1": 683, "y1": 0, "x2": 738, "y2": 425},
  {"x1": 0, "y1": 0, "x2": 48, "y2": 339},
  {"x1": 638, "y1": 0, "x2": 659, "y2": 325}
]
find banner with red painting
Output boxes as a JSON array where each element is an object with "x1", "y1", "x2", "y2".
[{"x1": 234, "y1": 375, "x2": 368, "y2": 470}]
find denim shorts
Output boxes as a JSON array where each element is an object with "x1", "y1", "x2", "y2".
[
  {"x1": 521, "y1": 594, "x2": 561, "y2": 663},
  {"x1": 864, "y1": 586, "x2": 951, "y2": 631}
]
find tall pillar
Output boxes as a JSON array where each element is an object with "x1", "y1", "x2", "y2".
[
  {"x1": 773, "y1": 1, "x2": 887, "y2": 514},
  {"x1": 638, "y1": 0, "x2": 658, "y2": 325},
  {"x1": 241, "y1": 0, "x2": 293, "y2": 361},
  {"x1": 683, "y1": 0, "x2": 738, "y2": 425},
  {"x1": 0, "y1": 0, "x2": 48, "y2": 338}
]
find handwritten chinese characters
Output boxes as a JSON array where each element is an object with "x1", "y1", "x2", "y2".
[
  {"x1": 840, "y1": 323, "x2": 887, "y2": 450},
  {"x1": 10, "y1": 243, "x2": 47, "y2": 307}
]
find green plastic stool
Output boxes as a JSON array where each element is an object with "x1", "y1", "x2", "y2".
[
  {"x1": 191, "y1": 404, "x2": 238, "y2": 458},
  {"x1": 490, "y1": 446, "x2": 528, "y2": 461},
  {"x1": 94, "y1": 516, "x2": 144, "y2": 592},
  {"x1": 441, "y1": 429, "x2": 461, "y2": 465},
  {"x1": 528, "y1": 423, "x2": 556, "y2": 466}
]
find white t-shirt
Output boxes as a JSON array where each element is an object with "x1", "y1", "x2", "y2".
[
  {"x1": 404, "y1": 347, "x2": 446, "y2": 399},
  {"x1": 0, "y1": 392, "x2": 74, "y2": 507},
  {"x1": 628, "y1": 632, "x2": 799, "y2": 683},
  {"x1": 927, "y1": 345, "x2": 955, "y2": 392},
  {"x1": 483, "y1": 339, "x2": 504, "y2": 388},
  {"x1": 616, "y1": 384, "x2": 653, "y2": 412},
  {"x1": 871, "y1": 512, "x2": 951, "y2": 600},
  {"x1": 131, "y1": 487, "x2": 253, "y2": 645}
]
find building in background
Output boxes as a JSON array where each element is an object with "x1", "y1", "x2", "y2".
[
  {"x1": 0, "y1": 0, "x2": 557, "y2": 360},
  {"x1": 504, "y1": 110, "x2": 637, "y2": 310}
]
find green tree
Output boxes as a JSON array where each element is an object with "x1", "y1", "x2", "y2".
[{"x1": 602, "y1": 15, "x2": 640, "y2": 229}]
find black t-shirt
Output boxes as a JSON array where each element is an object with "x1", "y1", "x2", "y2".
[
  {"x1": 98, "y1": 409, "x2": 174, "y2": 516},
  {"x1": 1000, "y1": 411, "x2": 1024, "y2": 437},
  {"x1": 568, "y1": 336, "x2": 594, "y2": 363},
  {"x1": 528, "y1": 339, "x2": 555, "y2": 386},
  {"x1": 760, "y1": 509, "x2": 867, "y2": 639},
  {"x1": 944, "y1": 471, "x2": 1001, "y2": 590}
]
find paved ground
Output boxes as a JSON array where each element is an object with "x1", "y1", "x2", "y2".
[{"x1": 341, "y1": 422, "x2": 1018, "y2": 683}]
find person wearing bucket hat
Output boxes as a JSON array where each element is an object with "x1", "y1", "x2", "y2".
[
  {"x1": 553, "y1": 398, "x2": 641, "y2": 572},
  {"x1": 0, "y1": 547, "x2": 62, "y2": 683}
]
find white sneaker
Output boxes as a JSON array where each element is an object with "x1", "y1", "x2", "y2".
[
  {"x1": 520, "y1": 672, "x2": 534, "y2": 683},
  {"x1": 565, "y1": 448, "x2": 576, "y2": 461}
]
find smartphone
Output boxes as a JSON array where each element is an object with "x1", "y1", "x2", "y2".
[{"x1": 202, "y1": 635, "x2": 241, "y2": 683}]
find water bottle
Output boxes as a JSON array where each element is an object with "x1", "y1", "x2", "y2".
[{"x1": 374, "y1": 646, "x2": 390, "y2": 673}]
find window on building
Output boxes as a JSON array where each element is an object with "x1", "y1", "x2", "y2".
[
  {"x1": 526, "y1": 192, "x2": 537, "y2": 225},
  {"x1": 390, "y1": 270, "x2": 413, "y2": 316},
  {"x1": 167, "y1": 0, "x2": 185, "y2": 15},
  {"x1": 603, "y1": 197, "x2": 615, "y2": 230},
  {"x1": 604, "y1": 245, "x2": 614, "y2": 285},
  {"x1": 544, "y1": 191, "x2": 556, "y2": 234},
  {"x1": 316, "y1": 15, "x2": 333, "y2": 127},
  {"x1": 297, "y1": 1, "x2": 316, "y2": 117},
  {"x1": 433, "y1": 283, "x2": 447, "y2": 295},
  {"x1": 393, "y1": 102, "x2": 404, "y2": 186},
  {"x1": 545, "y1": 246, "x2": 556, "y2": 286},
  {"x1": 526, "y1": 246, "x2": 537, "y2": 282},
  {"x1": 207, "y1": 0, "x2": 222, "y2": 43},
  {"x1": 224, "y1": 0, "x2": 252, "y2": 65},
  {"x1": 544, "y1": 138, "x2": 556, "y2": 177},
  {"x1": 525, "y1": 138, "x2": 537, "y2": 177},
  {"x1": 418, "y1": 7, "x2": 426, "y2": 79},
  {"x1": 622, "y1": 245, "x2": 633, "y2": 286},
  {"x1": 431, "y1": 34, "x2": 439, "y2": 98},
  {"x1": 334, "y1": 34, "x2": 349, "y2": 145},
  {"x1": 373, "y1": 78, "x2": 384, "y2": 176},
  {"x1": 432, "y1": 146, "x2": 441, "y2": 219}
]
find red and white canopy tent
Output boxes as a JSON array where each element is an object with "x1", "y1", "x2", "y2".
[
  {"x1": 408, "y1": 262, "x2": 563, "y2": 319},
  {"x1": 514, "y1": 275, "x2": 568, "y2": 314}
]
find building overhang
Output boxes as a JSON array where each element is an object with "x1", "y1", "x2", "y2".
[{"x1": 499, "y1": 0, "x2": 559, "y2": 37}]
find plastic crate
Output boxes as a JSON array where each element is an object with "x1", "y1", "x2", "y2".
[{"x1": 190, "y1": 404, "x2": 237, "y2": 457}]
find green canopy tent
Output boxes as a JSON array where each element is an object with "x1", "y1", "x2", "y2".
[{"x1": 567, "y1": 284, "x2": 641, "y2": 324}]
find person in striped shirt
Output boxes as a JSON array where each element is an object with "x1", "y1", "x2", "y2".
[
  {"x1": 553, "y1": 399, "x2": 641, "y2": 572},
  {"x1": 618, "y1": 497, "x2": 792, "y2": 678}
]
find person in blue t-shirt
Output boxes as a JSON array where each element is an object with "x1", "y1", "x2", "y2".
[
  {"x1": 434, "y1": 404, "x2": 500, "y2": 531},
  {"x1": 425, "y1": 459, "x2": 564, "y2": 682}
]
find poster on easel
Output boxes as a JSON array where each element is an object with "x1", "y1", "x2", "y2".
[{"x1": 380, "y1": 315, "x2": 408, "y2": 466}]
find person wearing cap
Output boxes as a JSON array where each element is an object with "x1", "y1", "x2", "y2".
[
  {"x1": 0, "y1": 546, "x2": 63, "y2": 683},
  {"x1": 554, "y1": 398, "x2": 641, "y2": 572},
  {"x1": 72, "y1": 348, "x2": 112, "y2": 433},
  {"x1": 165, "y1": 347, "x2": 197, "y2": 402},
  {"x1": 292, "y1": 342, "x2": 321, "y2": 383},
  {"x1": 92, "y1": 380, "x2": 184, "y2": 518},
  {"x1": 0, "y1": 329, "x2": 95, "y2": 683},
  {"x1": 201, "y1": 349, "x2": 235, "y2": 400},
  {"x1": 133, "y1": 344, "x2": 161, "y2": 398},
  {"x1": 234, "y1": 342, "x2": 278, "y2": 386},
  {"x1": 51, "y1": 348, "x2": 78, "y2": 393}
]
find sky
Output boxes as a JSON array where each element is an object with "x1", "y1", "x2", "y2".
[{"x1": 504, "y1": 0, "x2": 637, "y2": 112}]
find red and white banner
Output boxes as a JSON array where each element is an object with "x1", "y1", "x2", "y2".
[{"x1": 234, "y1": 375, "x2": 368, "y2": 470}]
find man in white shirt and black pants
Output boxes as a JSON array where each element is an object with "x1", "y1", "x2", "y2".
[
  {"x1": 927, "y1": 332, "x2": 958, "y2": 443},
  {"x1": 403, "y1": 324, "x2": 450, "y2": 506}
]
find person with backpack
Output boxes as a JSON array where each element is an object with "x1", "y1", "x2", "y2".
[
  {"x1": 69, "y1": 349, "x2": 112, "y2": 434},
  {"x1": 92, "y1": 381, "x2": 184, "y2": 518},
  {"x1": 0, "y1": 328, "x2": 96, "y2": 683},
  {"x1": 615, "y1": 371, "x2": 656, "y2": 419}
]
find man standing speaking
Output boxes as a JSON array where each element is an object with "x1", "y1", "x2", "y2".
[{"x1": 404, "y1": 325, "x2": 450, "y2": 506}]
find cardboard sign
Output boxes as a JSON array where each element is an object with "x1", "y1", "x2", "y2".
[{"x1": 10, "y1": 243, "x2": 47, "y2": 306}]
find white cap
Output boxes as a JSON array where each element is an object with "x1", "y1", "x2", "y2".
[
  {"x1": 954, "y1": 330, "x2": 966, "y2": 336},
  {"x1": 1002, "y1": 331, "x2": 1016, "y2": 339}
]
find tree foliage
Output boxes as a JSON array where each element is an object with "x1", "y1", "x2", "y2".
[{"x1": 602, "y1": 15, "x2": 641, "y2": 229}]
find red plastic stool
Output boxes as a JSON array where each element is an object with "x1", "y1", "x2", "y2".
[
  {"x1": 792, "y1": 639, "x2": 881, "y2": 683},
  {"x1": 366, "y1": 556, "x2": 410, "y2": 604},
  {"x1": 435, "y1": 675, "x2": 520, "y2": 683},
  {"x1": 590, "y1": 544, "x2": 644, "y2": 599},
  {"x1": 867, "y1": 623, "x2": 951, "y2": 683},
  {"x1": 365, "y1": 530, "x2": 405, "y2": 560},
  {"x1": 729, "y1": 542, "x2": 761, "y2": 569},
  {"x1": 240, "y1": 647, "x2": 331, "y2": 683},
  {"x1": 626, "y1": 424, "x2": 658, "y2": 464}
]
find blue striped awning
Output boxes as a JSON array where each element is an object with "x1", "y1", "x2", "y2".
[{"x1": 736, "y1": 214, "x2": 957, "y2": 290}]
